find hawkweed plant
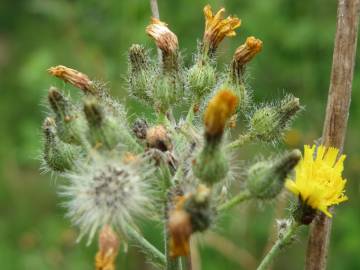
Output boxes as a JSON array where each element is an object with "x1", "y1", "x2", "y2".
[{"x1": 40, "y1": 4, "x2": 349, "y2": 270}]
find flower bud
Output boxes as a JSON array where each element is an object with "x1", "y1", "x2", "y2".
[
  {"x1": 249, "y1": 94, "x2": 301, "y2": 143},
  {"x1": 48, "y1": 87, "x2": 86, "y2": 145},
  {"x1": 193, "y1": 144, "x2": 229, "y2": 185},
  {"x1": 42, "y1": 117, "x2": 78, "y2": 172},
  {"x1": 95, "y1": 225, "x2": 120, "y2": 270},
  {"x1": 187, "y1": 62, "x2": 216, "y2": 102},
  {"x1": 247, "y1": 150, "x2": 301, "y2": 199},
  {"x1": 153, "y1": 75, "x2": 183, "y2": 113},
  {"x1": 48, "y1": 65, "x2": 95, "y2": 94},
  {"x1": 128, "y1": 44, "x2": 153, "y2": 102},
  {"x1": 83, "y1": 99, "x2": 130, "y2": 150}
]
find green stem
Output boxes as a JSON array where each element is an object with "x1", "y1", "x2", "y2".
[
  {"x1": 125, "y1": 224, "x2": 166, "y2": 266},
  {"x1": 226, "y1": 133, "x2": 252, "y2": 149},
  {"x1": 257, "y1": 221, "x2": 301, "y2": 270},
  {"x1": 217, "y1": 190, "x2": 252, "y2": 212}
]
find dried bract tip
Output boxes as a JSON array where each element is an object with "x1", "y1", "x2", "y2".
[
  {"x1": 234, "y1": 36, "x2": 263, "y2": 66},
  {"x1": 203, "y1": 5, "x2": 241, "y2": 55},
  {"x1": 204, "y1": 89, "x2": 238, "y2": 139},
  {"x1": 146, "y1": 125, "x2": 173, "y2": 152},
  {"x1": 132, "y1": 119, "x2": 148, "y2": 140},
  {"x1": 48, "y1": 65, "x2": 94, "y2": 94},
  {"x1": 95, "y1": 225, "x2": 120, "y2": 270},
  {"x1": 146, "y1": 18, "x2": 178, "y2": 55}
]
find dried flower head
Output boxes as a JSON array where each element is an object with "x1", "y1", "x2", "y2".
[
  {"x1": 62, "y1": 157, "x2": 154, "y2": 244},
  {"x1": 95, "y1": 225, "x2": 120, "y2": 270},
  {"x1": 168, "y1": 196, "x2": 192, "y2": 258},
  {"x1": 203, "y1": 4, "x2": 241, "y2": 54},
  {"x1": 146, "y1": 18, "x2": 178, "y2": 55},
  {"x1": 233, "y1": 36, "x2": 263, "y2": 66},
  {"x1": 48, "y1": 65, "x2": 94, "y2": 94},
  {"x1": 286, "y1": 145, "x2": 348, "y2": 217},
  {"x1": 146, "y1": 125, "x2": 173, "y2": 152},
  {"x1": 204, "y1": 89, "x2": 238, "y2": 138}
]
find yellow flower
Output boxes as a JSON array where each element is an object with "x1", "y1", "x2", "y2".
[
  {"x1": 203, "y1": 5, "x2": 241, "y2": 52},
  {"x1": 233, "y1": 36, "x2": 263, "y2": 66},
  {"x1": 285, "y1": 145, "x2": 348, "y2": 217},
  {"x1": 146, "y1": 17, "x2": 178, "y2": 55},
  {"x1": 204, "y1": 89, "x2": 238, "y2": 137}
]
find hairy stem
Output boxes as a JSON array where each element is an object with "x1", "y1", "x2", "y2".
[
  {"x1": 257, "y1": 222, "x2": 300, "y2": 270},
  {"x1": 226, "y1": 134, "x2": 252, "y2": 149},
  {"x1": 217, "y1": 190, "x2": 252, "y2": 212},
  {"x1": 125, "y1": 224, "x2": 166, "y2": 266}
]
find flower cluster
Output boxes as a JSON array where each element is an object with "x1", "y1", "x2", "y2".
[{"x1": 40, "y1": 3, "x2": 348, "y2": 269}]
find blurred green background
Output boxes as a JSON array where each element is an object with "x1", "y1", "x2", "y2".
[{"x1": 0, "y1": 0, "x2": 359, "y2": 269}]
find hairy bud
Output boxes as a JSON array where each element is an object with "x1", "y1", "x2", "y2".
[
  {"x1": 42, "y1": 117, "x2": 78, "y2": 172},
  {"x1": 48, "y1": 87, "x2": 86, "y2": 145},
  {"x1": 187, "y1": 62, "x2": 216, "y2": 102},
  {"x1": 249, "y1": 94, "x2": 301, "y2": 143},
  {"x1": 128, "y1": 44, "x2": 153, "y2": 102},
  {"x1": 247, "y1": 150, "x2": 301, "y2": 199}
]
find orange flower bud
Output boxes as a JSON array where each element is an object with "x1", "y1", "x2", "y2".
[
  {"x1": 233, "y1": 36, "x2": 263, "y2": 66},
  {"x1": 146, "y1": 18, "x2": 178, "y2": 55}
]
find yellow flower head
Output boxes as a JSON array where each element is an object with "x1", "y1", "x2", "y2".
[
  {"x1": 285, "y1": 145, "x2": 348, "y2": 217},
  {"x1": 48, "y1": 65, "x2": 94, "y2": 93},
  {"x1": 204, "y1": 89, "x2": 238, "y2": 137},
  {"x1": 146, "y1": 18, "x2": 178, "y2": 55},
  {"x1": 203, "y1": 5, "x2": 241, "y2": 52},
  {"x1": 234, "y1": 36, "x2": 263, "y2": 66}
]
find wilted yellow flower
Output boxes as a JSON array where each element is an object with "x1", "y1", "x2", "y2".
[
  {"x1": 95, "y1": 225, "x2": 119, "y2": 270},
  {"x1": 146, "y1": 17, "x2": 178, "y2": 55},
  {"x1": 204, "y1": 89, "x2": 238, "y2": 137},
  {"x1": 168, "y1": 195, "x2": 192, "y2": 258},
  {"x1": 285, "y1": 145, "x2": 348, "y2": 217},
  {"x1": 48, "y1": 65, "x2": 94, "y2": 93},
  {"x1": 233, "y1": 36, "x2": 263, "y2": 66},
  {"x1": 203, "y1": 5, "x2": 241, "y2": 53}
]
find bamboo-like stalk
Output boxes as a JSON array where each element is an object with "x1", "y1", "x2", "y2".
[
  {"x1": 149, "y1": 0, "x2": 162, "y2": 62},
  {"x1": 305, "y1": 1, "x2": 360, "y2": 269}
]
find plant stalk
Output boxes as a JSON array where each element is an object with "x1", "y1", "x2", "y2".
[
  {"x1": 306, "y1": 1, "x2": 360, "y2": 269},
  {"x1": 217, "y1": 190, "x2": 252, "y2": 212},
  {"x1": 125, "y1": 224, "x2": 166, "y2": 266},
  {"x1": 257, "y1": 222, "x2": 300, "y2": 270}
]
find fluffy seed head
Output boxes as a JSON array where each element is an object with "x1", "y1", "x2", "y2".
[{"x1": 62, "y1": 157, "x2": 154, "y2": 244}]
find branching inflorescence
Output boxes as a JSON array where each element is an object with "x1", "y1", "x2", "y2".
[{"x1": 41, "y1": 4, "x2": 348, "y2": 270}]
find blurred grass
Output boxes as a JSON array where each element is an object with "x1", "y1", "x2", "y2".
[{"x1": 0, "y1": 0, "x2": 359, "y2": 269}]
